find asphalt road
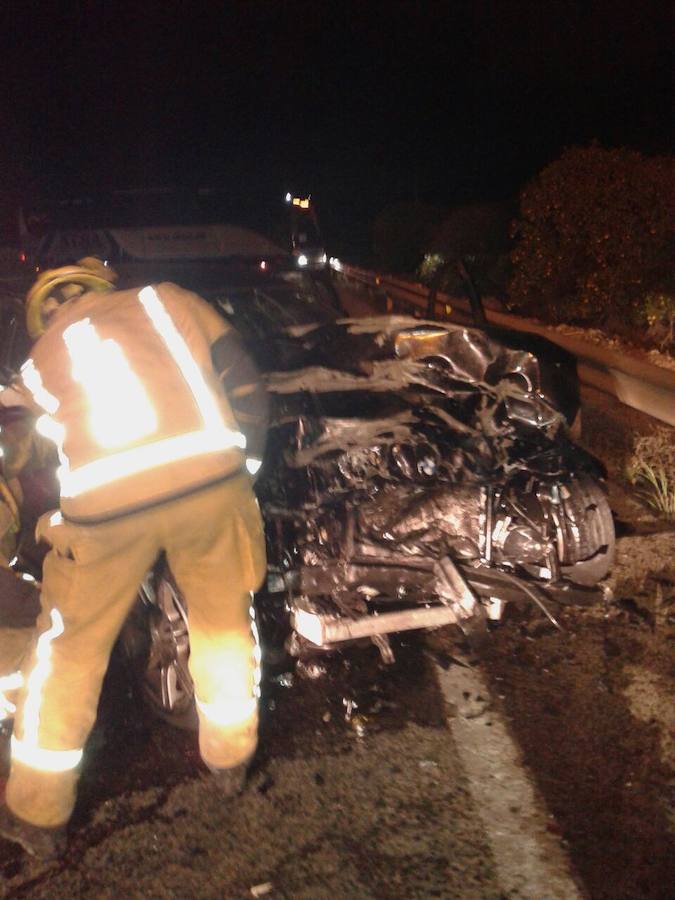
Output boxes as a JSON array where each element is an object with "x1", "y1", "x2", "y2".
[{"x1": 2, "y1": 628, "x2": 587, "y2": 899}]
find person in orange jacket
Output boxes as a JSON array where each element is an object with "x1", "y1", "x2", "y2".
[{"x1": 0, "y1": 257, "x2": 269, "y2": 860}]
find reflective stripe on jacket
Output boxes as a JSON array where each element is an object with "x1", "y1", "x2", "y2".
[{"x1": 23, "y1": 283, "x2": 247, "y2": 522}]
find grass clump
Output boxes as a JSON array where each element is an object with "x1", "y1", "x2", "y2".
[{"x1": 627, "y1": 426, "x2": 675, "y2": 520}]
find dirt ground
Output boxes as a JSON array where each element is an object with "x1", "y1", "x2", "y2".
[
  {"x1": 476, "y1": 386, "x2": 675, "y2": 900},
  {"x1": 478, "y1": 595, "x2": 674, "y2": 900}
]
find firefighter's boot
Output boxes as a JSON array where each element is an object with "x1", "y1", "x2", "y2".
[
  {"x1": 0, "y1": 804, "x2": 67, "y2": 861},
  {"x1": 205, "y1": 760, "x2": 249, "y2": 797}
]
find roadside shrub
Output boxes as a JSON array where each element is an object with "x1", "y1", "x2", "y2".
[
  {"x1": 372, "y1": 202, "x2": 443, "y2": 274},
  {"x1": 640, "y1": 292, "x2": 675, "y2": 353},
  {"x1": 418, "y1": 252, "x2": 445, "y2": 285},
  {"x1": 627, "y1": 426, "x2": 675, "y2": 520},
  {"x1": 510, "y1": 146, "x2": 674, "y2": 335},
  {"x1": 419, "y1": 203, "x2": 512, "y2": 298}
]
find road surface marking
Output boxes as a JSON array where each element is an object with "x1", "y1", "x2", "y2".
[{"x1": 435, "y1": 662, "x2": 583, "y2": 899}]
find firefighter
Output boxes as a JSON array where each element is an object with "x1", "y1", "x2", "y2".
[{"x1": 0, "y1": 258, "x2": 269, "y2": 860}]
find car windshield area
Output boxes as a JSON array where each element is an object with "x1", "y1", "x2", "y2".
[
  {"x1": 292, "y1": 219, "x2": 322, "y2": 250},
  {"x1": 206, "y1": 271, "x2": 341, "y2": 340}
]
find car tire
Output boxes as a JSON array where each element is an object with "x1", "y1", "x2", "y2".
[
  {"x1": 118, "y1": 572, "x2": 198, "y2": 731},
  {"x1": 559, "y1": 475, "x2": 615, "y2": 586}
]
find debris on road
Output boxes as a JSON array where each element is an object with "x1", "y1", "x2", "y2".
[{"x1": 295, "y1": 660, "x2": 327, "y2": 680}]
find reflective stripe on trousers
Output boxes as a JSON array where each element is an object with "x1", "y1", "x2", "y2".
[{"x1": 6, "y1": 473, "x2": 267, "y2": 827}]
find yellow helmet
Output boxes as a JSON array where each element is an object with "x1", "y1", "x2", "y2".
[{"x1": 25, "y1": 257, "x2": 118, "y2": 339}]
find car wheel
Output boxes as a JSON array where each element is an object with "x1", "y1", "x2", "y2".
[
  {"x1": 558, "y1": 476, "x2": 615, "y2": 586},
  {"x1": 119, "y1": 572, "x2": 198, "y2": 730}
]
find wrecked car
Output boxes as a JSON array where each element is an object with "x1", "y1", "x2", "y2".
[
  {"x1": 0, "y1": 257, "x2": 615, "y2": 721},
  {"x1": 201, "y1": 266, "x2": 615, "y2": 663}
]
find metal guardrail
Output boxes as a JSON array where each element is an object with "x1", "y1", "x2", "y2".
[{"x1": 337, "y1": 264, "x2": 675, "y2": 428}]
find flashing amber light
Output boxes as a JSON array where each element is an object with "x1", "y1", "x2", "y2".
[{"x1": 292, "y1": 197, "x2": 310, "y2": 209}]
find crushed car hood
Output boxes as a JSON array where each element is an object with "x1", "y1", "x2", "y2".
[
  {"x1": 258, "y1": 316, "x2": 600, "y2": 488},
  {"x1": 255, "y1": 315, "x2": 610, "y2": 633}
]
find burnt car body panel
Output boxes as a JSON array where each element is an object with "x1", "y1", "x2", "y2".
[
  {"x1": 426, "y1": 257, "x2": 581, "y2": 427},
  {"x1": 187, "y1": 268, "x2": 613, "y2": 654},
  {"x1": 477, "y1": 324, "x2": 580, "y2": 429},
  {"x1": 249, "y1": 313, "x2": 611, "y2": 607}
]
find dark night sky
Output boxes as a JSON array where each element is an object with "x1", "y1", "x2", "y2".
[{"x1": 0, "y1": 0, "x2": 671, "y2": 253}]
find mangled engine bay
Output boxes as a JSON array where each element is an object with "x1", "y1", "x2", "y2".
[{"x1": 257, "y1": 317, "x2": 615, "y2": 658}]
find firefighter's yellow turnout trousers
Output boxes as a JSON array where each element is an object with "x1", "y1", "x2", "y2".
[{"x1": 6, "y1": 472, "x2": 266, "y2": 828}]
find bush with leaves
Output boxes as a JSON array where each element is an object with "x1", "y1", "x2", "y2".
[
  {"x1": 640, "y1": 292, "x2": 675, "y2": 352},
  {"x1": 372, "y1": 202, "x2": 443, "y2": 274},
  {"x1": 510, "y1": 146, "x2": 674, "y2": 337},
  {"x1": 418, "y1": 203, "x2": 512, "y2": 298},
  {"x1": 627, "y1": 425, "x2": 675, "y2": 521}
]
